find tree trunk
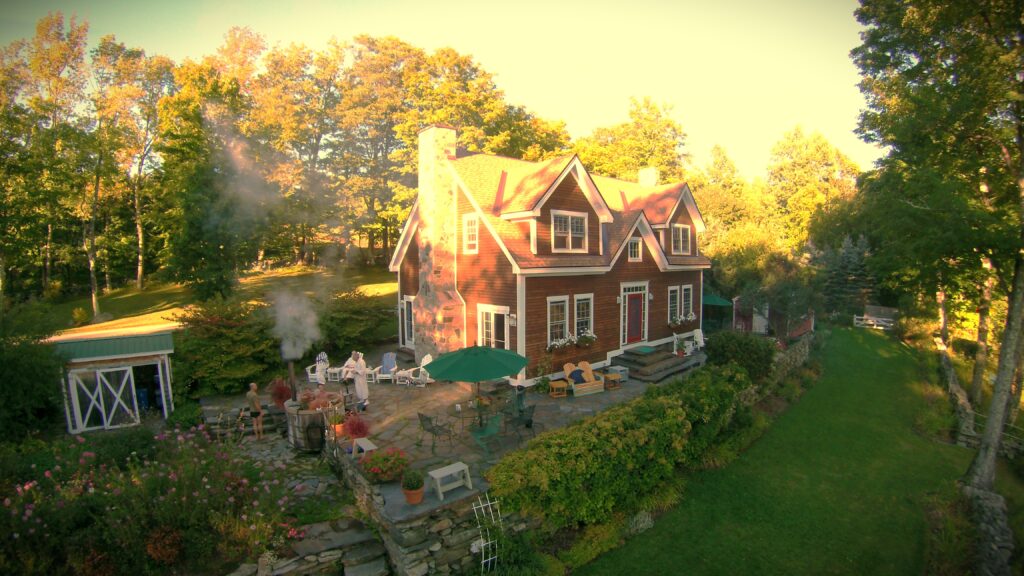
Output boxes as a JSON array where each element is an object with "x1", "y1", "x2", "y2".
[
  {"x1": 1006, "y1": 337, "x2": 1024, "y2": 426},
  {"x1": 971, "y1": 258, "x2": 995, "y2": 407},
  {"x1": 0, "y1": 252, "x2": 5, "y2": 322},
  {"x1": 44, "y1": 222, "x2": 52, "y2": 289},
  {"x1": 86, "y1": 149, "x2": 102, "y2": 318},
  {"x1": 937, "y1": 284, "x2": 949, "y2": 345},
  {"x1": 134, "y1": 177, "x2": 145, "y2": 290}
]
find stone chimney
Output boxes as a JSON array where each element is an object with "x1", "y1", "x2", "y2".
[
  {"x1": 412, "y1": 126, "x2": 465, "y2": 363},
  {"x1": 638, "y1": 166, "x2": 659, "y2": 187}
]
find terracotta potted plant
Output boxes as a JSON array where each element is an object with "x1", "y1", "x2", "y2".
[
  {"x1": 327, "y1": 412, "x2": 345, "y2": 438},
  {"x1": 402, "y1": 468, "x2": 425, "y2": 505}
]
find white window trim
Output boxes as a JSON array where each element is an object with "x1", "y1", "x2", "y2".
[
  {"x1": 668, "y1": 286, "x2": 680, "y2": 323},
  {"x1": 477, "y1": 304, "x2": 510, "y2": 349},
  {"x1": 546, "y1": 295, "x2": 569, "y2": 346},
  {"x1": 401, "y1": 295, "x2": 415, "y2": 347},
  {"x1": 550, "y1": 209, "x2": 588, "y2": 254},
  {"x1": 682, "y1": 284, "x2": 694, "y2": 318},
  {"x1": 628, "y1": 238, "x2": 641, "y2": 262},
  {"x1": 574, "y1": 293, "x2": 594, "y2": 335},
  {"x1": 462, "y1": 213, "x2": 479, "y2": 255},
  {"x1": 671, "y1": 224, "x2": 691, "y2": 256}
]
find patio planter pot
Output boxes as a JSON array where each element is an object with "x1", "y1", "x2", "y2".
[{"x1": 402, "y1": 486, "x2": 425, "y2": 505}]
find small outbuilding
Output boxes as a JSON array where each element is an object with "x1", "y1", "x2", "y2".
[{"x1": 51, "y1": 329, "x2": 176, "y2": 434}]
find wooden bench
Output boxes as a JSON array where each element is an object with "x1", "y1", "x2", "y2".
[
  {"x1": 428, "y1": 461, "x2": 472, "y2": 501},
  {"x1": 352, "y1": 437, "x2": 378, "y2": 459},
  {"x1": 563, "y1": 362, "x2": 604, "y2": 397}
]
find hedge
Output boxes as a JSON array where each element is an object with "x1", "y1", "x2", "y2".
[
  {"x1": 486, "y1": 364, "x2": 754, "y2": 530},
  {"x1": 705, "y1": 331, "x2": 776, "y2": 384}
]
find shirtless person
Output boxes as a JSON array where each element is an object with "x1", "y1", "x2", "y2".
[{"x1": 246, "y1": 382, "x2": 264, "y2": 440}]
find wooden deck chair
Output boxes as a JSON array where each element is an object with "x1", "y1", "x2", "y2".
[
  {"x1": 368, "y1": 352, "x2": 397, "y2": 384},
  {"x1": 578, "y1": 361, "x2": 603, "y2": 383},
  {"x1": 396, "y1": 354, "x2": 435, "y2": 387},
  {"x1": 305, "y1": 352, "x2": 329, "y2": 384}
]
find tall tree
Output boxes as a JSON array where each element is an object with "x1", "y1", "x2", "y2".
[
  {"x1": 574, "y1": 97, "x2": 688, "y2": 182},
  {"x1": 23, "y1": 12, "x2": 88, "y2": 291},
  {"x1": 766, "y1": 127, "x2": 859, "y2": 253},
  {"x1": 853, "y1": 0, "x2": 1024, "y2": 490}
]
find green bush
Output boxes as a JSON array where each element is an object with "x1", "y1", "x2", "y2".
[
  {"x1": 0, "y1": 303, "x2": 66, "y2": 441},
  {"x1": 487, "y1": 365, "x2": 754, "y2": 530},
  {"x1": 166, "y1": 399, "x2": 204, "y2": 429},
  {"x1": 173, "y1": 297, "x2": 277, "y2": 397},
  {"x1": 705, "y1": 331, "x2": 776, "y2": 383},
  {"x1": 557, "y1": 518, "x2": 625, "y2": 570},
  {"x1": 317, "y1": 290, "x2": 391, "y2": 358}
]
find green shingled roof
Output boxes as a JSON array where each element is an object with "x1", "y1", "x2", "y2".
[{"x1": 53, "y1": 332, "x2": 174, "y2": 362}]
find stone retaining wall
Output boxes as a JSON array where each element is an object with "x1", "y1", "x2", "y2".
[
  {"x1": 769, "y1": 333, "x2": 813, "y2": 387},
  {"x1": 937, "y1": 349, "x2": 978, "y2": 446},
  {"x1": 963, "y1": 485, "x2": 1014, "y2": 576},
  {"x1": 329, "y1": 448, "x2": 531, "y2": 576}
]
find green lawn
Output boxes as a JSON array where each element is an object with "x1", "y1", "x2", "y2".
[
  {"x1": 50, "y1": 265, "x2": 397, "y2": 335},
  {"x1": 581, "y1": 328, "x2": 1017, "y2": 575}
]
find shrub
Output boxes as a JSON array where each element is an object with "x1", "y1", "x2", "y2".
[
  {"x1": 359, "y1": 447, "x2": 407, "y2": 483},
  {"x1": 173, "y1": 297, "x2": 278, "y2": 397},
  {"x1": 0, "y1": 303, "x2": 66, "y2": 440},
  {"x1": 269, "y1": 378, "x2": 292, "y2": 408},
  {"x1": 344, "y1": 414, "x2": 369, "y2": 439},
  {"x1": 317, "y1": 290, "x2": 392, "y2": 358},
  {"x1": 166, "y1": 399, "x2": 204, "y2": 429},
  {"x1": 557, "y1": 518, "x2": 625, "y2": 570},
  {"x1": 488, "y1": 364, "x2": 753, "y2": 530},
  {"x1": 705, "y1": 331, "x2": 776, "y2": 383},
  {"x1": 71, "y1": 307, "x2": 90, "y2": 326}
]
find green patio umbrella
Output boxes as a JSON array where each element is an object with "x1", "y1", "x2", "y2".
[{"x1": 424, "y1": 346, "x2": 528, "y2": 427}]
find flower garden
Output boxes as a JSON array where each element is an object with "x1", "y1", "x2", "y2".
[{"x1": 0, "y1": 426, "x2": 310, "y2": 575}]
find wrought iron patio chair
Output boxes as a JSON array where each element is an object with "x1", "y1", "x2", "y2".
[
  {"x1": 470, "y1": 413, "x2": 503, "y2": 461},
  {"x1": 417, "y1": 412, "x2": 454, "y2": 454}
]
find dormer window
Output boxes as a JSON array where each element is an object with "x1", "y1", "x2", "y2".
[
  {"x1": 671, "y1": 224, "x2": 691, "y2": 255},
  {"x1": 463, "y1": 213, "x2": 478, "y2": 254},
  {"x1": 628, "y1": 238, "x2": 641, "y2": 262},
  {"x1": 552, "y1": 210, "x2": 587, "y2": 253}
]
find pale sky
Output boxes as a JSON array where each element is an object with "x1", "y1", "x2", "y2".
[{"x1": 1, "y1": 0, "x2": 884, "y2": 178}]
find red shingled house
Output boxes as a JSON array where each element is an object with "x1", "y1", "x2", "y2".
[{"x1": 388, "y1": 126, "x2": 711, "y2": 382}]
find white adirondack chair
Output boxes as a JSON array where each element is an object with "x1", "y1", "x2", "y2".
[
  {"x1": 305, "y1": 352, "x2": 329, "y2": 385},
  {"x1": 396, "y1": 354, "x2": 435, "y2": 387},
  {"x1": 368, "y1": 352, "x2": 398, "y2": 384}
]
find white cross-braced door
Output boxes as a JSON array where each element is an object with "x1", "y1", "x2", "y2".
[{"x1": 68, "y1": 368, "x2": 140, "y2": 432}]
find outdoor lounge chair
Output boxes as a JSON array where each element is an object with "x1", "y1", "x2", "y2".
[
  {"x1": 471, "y1": 413, "x2": 503, "y2": 461},
  {"x1": 563, "y1": 362, "x2": 603, "y2": 396},
  {"x1": 306, "y1": 352, "x2": 329, "y2": 385},
  {"x1": 396, "y1": 354, "x2": 434, "y2": 387},
  {"x1": 417, "y1": 412, "x2": 454, "y2": 454},
  {"x1": 368, "y1": 352, "x2": 397, "y2": 384}
]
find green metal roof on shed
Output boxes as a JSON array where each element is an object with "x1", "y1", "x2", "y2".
[{"x1": 53, "y1": 332, "x2": 174, "y2": 363}]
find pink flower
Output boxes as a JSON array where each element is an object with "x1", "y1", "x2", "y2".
[
  {"x1": 76, "y1": 436, "x2": 85, "y2": 444},
  {"x1": 44, "y1": 471, "x2": 52, "y2": 479}
]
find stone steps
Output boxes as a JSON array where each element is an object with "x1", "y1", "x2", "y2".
[
  {"x1": 612, "y1": 347, "x2": 704, "y2": 382},
  {"x1": 226, "y1": 519, "x2": 388, "y2": 576}
]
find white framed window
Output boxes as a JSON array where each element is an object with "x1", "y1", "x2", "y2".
[
  {"x1": 628, "y1": 238, "x2": 641, "y2": 262},
  {"x1": 477, "y1": 304, "x2": 509, "y2": 349},
  {"x1": 668, "y1": 286, "x2": 680, "y2": 323},
  {"x1": 463, "y1": 213, "x2": 479, "y2": 254},
  {"x1": 547, "y1": 296, "x2": 569, "y2": 345},
  {"x1": 551, "y1": 210, "x2": 587, "y2": 253},
  {"x1": 401, "y1": 295, "x2": 415, "y2": 347},
  {"x1": 574, "y1": 294, "x2": 593, "y2": 336},
  {"x1": 682, "y1": 284, "x2": 693, "y2": 318},
  {"x1": 671, "y1": 224, "x2": 691, "y2": 255}
]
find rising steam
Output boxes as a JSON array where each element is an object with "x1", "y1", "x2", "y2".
[{"x1": 271, "y1": 290, "x2": 321, "y2": 360}]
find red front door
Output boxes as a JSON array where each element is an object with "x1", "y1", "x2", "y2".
[{"x1": 627, "y1": 293, "x2": 644, "y2": 343}]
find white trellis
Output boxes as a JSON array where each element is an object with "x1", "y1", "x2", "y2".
[
  {"x1": 68, "y1": 367, "x2": 140, "y2": 432},
  {"x1": 472, "y1": 493, "x2": 502, "y2": 573}
]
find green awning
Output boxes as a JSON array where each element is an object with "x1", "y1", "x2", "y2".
[
  {"x1": 53, "y1": 332, "x2": 174, "y2": 363},
  {"x1": 703, "y1": 292, "x2": 733, "y2": 307}
]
